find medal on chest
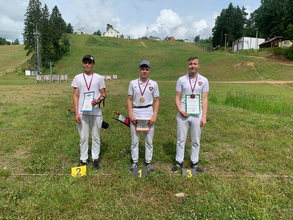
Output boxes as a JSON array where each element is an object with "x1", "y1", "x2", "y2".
[
  {"x1": 138, "y1": 79, "x2": 149, "y2": 104},
  {"x1": 190, "y1": 94, "x2": 196, "y2": 99}
]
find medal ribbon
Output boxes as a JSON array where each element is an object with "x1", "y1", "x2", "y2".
[
  {"x1": 83, "y1": 73, "x2": 93, "y2": 91},
  {"x1": 138, "y1": 79, "x2": 149, "y2": 97},
  {"x1": 189, "y1": 73, "x2": 198, "y2": 94}
]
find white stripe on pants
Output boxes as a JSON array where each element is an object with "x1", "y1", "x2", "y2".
[
  {"x1": 176, "y1": 112, "x2": 202, "y2": 164},
  {"x1": 130, "y1": 121, "x2": 154, "y2": 164},
  {"x1": 77, "y1": 115, "x2": 102, "y2": 162}
]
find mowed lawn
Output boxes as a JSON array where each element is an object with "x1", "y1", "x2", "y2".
[{"x1": 0, "y1": 36, "x2": 293, "y2": 219}]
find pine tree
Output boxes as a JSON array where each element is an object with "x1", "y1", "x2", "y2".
[
  {"x1": 66, "y1": 23, "x2": 74, "y2": 34},
  {"x1": 23, "y1": 0, "x2": 42, "y2": 56},
  {"x1": 39, "y1": 4, "x2": 51, "y2": 65},
  {"x1": 49, "y1": 5, "x2": 66, "y2": 60}
]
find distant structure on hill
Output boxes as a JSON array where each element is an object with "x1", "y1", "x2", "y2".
[
  {"x1": 164, "y1": 36, "x2": 175, "y2": 41},
  {"x1": 232, "y1": 37, "x2": 265, "y2": 51},
  {"x1": 149, "y1": 37, "x2": 161, "y2": 41},
  {"x1": 103, "y1": 27, "x2": 120, "y2": 38},
  {"x1": 259, "y1": 36, "x2": 285, "y2": 49},
  {"x1": 149, "y1": 37, "x2": 161, "y2": 40}
]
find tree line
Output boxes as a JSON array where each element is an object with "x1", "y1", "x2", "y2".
[
  {"x1": 23, "y1": 0, "x2": 73, "y2": 67},
  {"x1": 0, "y1": 37, "x2": 20, "y2": 45},
  {"x1": 212, "y1": 0, "x2": 293, "y2": 47}
]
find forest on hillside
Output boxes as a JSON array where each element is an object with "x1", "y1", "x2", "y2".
[{"x1": 212, "y1": 0, "x2": 293, "y2": 47}]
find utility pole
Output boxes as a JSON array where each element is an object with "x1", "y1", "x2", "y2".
[
  {"x1": 255, "y1": 28, "x2": 259, "y2": 52},
  {"x1": 48, "y1": 61, "x2": 54, "y2": 75},
  {"x1": 34, "y1": 26, "x2": 42, "y2": 74},
  {"x1": 224, "y1": 33, "x2": 227, "y2": 50}
]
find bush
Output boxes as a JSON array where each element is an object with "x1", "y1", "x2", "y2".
[
  {"x1": 273, "y1": 47, "x2": 283, "y2": 55},
  {"x1": 284, "y1": 46, "x2": 293, "y2": 60}
]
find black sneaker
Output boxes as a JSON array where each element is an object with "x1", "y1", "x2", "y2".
[
  {"x1": 171, "y1": 162, "x2": 183, "y2": 173},
  {"x1": 191, "y1": 163, "x2": 203, "y2": 173},
  {"x1": 145, "y1": 163, "x2": 155, "y2": 173},
  {"x1": 78, "y1": 160, "x2": 88, "y2": 166},
  {"x1": 93, "y1": 159, "x2": 100, "y2": 171}
]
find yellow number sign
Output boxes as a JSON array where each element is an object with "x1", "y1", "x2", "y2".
[
  {"x1": 187, "y1": 169, "x2": 192, "y2": 178},
  {"x1": 71, "y1": 166, "x2": 86, "y2": 177}
]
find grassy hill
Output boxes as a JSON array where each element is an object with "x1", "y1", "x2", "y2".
[
  {"x1": 1, "y1": 35, "x2": 293, "y2": 219},
  {"x1": 1, "y1": 34, "x2": 293, "y2": 81},
  {"x1": 0, "y1": 44, "x2": 27, "y2": 76}
]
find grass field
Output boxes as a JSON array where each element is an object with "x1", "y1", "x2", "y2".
[{"x1": 1, "y1": 35, "x2": 293, "y2": 219}]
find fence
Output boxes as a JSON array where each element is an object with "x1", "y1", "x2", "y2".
[{"x1": 36, "y1": 75, "x2": 68, "y2": 83}]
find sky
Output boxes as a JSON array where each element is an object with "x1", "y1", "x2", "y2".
[{"x1": 0, "y1": 0, "x2": 261, "y2": 43}]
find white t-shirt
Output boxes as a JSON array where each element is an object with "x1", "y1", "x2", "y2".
[
  {"x1": 176, "y1": 73, "x2": 209, "y2": 111},
  {"x1": 71, "y1": 73, "x2": 106, "y2": 115},
  {"x1": 128, "y1": 78, "x2": 159, "y2": 119}
]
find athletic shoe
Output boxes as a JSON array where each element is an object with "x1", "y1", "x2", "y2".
[
  {"x1": 78, "y1": 160, "x2": 88, "y2": 166},
  {"x1": 191, "y1": 163, "x2": 203, "y2": 173},
  {"x1": 145, "y1": 163, "x2": 155, "y2": 173},
  {"x1": 171, "y1": 162, "x2": 183, "y2": 173},
  {"x1": 93, "y1": 159, "x2": 100, "y2": 171},
  {"x1": 129, "y1": 163, "x2": 138, "y2": 172}
]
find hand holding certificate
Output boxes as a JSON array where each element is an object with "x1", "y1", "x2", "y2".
[
  {"x1": 185, "y1": 94, "x2": 201, "y2": 115},
  {"x1": 81, "y1": 91, "x2": 95, "y2": 112},
  {"x1": 135, "y1": 119, "x2": 150, "y2": 131}
]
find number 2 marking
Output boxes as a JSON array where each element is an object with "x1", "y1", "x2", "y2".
[
  {"x1": 76, "y1": 168, "x2": 81, "y2": 177},
  {"x1": 187, "y1": 170, "x2": 192, "y2": 178},
  {"x1": 138, "y1": 169, "x2": 142, "y2": 178}
]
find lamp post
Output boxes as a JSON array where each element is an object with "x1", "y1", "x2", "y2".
[
  {"x1": 255, "y1": 28, "x2": 259, "y2": 52},
  {"x1": 224, "y1": 33, "x2": 227, "y2": 50}
]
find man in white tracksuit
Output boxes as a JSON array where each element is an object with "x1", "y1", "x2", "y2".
[
  {"x1": 72, "y1": 54, "x2": 106, "y2": 171},
  {"x1": 171, "y1": 56, "x2": 209, "y2": 173},
  {"x1": 127, "y1": 61, "x2": 160, "y2": 173}
]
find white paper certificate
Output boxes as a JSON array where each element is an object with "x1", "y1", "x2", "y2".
[
  {"x1": 136, "y1": 119, "x2": 150, "y2": 131},
  {"x1": 81, "y1": 91, "x2": 95, "y2": 112},
  {"x1": 185, "y1": 94, "x2": 201, "y2": 115}
]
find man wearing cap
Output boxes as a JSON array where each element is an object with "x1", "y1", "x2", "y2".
[
  {"x1": 71, "y1": 54, "x2": 106, "y2": 170},
  {"x1": 127, "y1": 61, "x2": 160, "y2": 173}
]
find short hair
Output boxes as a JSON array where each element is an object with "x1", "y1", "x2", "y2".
[{"x1": 188, "y1": 56, "x2": 199, "y2": 62}]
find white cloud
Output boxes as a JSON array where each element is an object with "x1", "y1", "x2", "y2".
[
  {"x1": 62, "y1": 0, "x2": 114, "y2": 34},
  {"x1": 155, "y1": 9, "x2": 183, "y2": 29},
  {"x1": 192, "y1": 20, "x2": 208, "y2": 33},
  {"x1": 0, "y1": 0, "x2": 28, "y2": 41}
]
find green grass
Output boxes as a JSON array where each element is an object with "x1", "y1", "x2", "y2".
[{"x1": 1, "y1": 35, "x2": 293, "y2": 219}]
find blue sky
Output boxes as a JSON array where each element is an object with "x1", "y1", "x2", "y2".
[{"x1": 0, "y1": 0, "x2": 261, "y2": 43}]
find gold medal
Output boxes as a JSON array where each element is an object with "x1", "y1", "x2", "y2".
[
  {"x1": 140, "y1": 97, "x2": 145, "y2": 103},
  {"x1": 190, "y1": 94, "x2": 195, "y2": 99}
]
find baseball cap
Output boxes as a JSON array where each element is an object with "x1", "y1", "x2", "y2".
[
  {"x1": 82, "y1": 54, "x2": 95, "y2": 63},
  {"x1": 139, "y1": 60, "x2": 151, "y2": 68}
]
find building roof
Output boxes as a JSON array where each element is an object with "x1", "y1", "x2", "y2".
[
  {"x1": 149, "y1": 37, "x2": 161, "y2": 40},
  {"x1": 103, "y1": 27, "x2": 120, "y2": 34},
  {"x1": 259, "y1": 36, "x2": 284, "y2": 46}
]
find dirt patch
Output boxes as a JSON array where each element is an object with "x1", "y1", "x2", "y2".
[
  {"x1": 246, "y1": 62, "x2": 255, "y2": 67},
  {"x1": 234, "y1": 62, "x2": 242, "y2": 67},
  {"x1": 141, "y1": 42, "x2": 147, "y2": 47}
]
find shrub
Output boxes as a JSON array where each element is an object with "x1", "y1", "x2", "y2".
[
  {"x1": 284, "y1": 46, "x2": 293, "y2": 60},
  {"x1": 273, "y1": 47, "x2": 283, "y2": 55}
]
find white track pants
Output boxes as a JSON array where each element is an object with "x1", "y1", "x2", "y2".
[
  {"x1": 176, "y1": 112, "x2": 202, "y2": 164},
  {"x1": 77, "y1": 115, "x2": 102, "y2": 162},
  {"x1": 130, "y1": 121, "x2": 154, "y2": 164}
]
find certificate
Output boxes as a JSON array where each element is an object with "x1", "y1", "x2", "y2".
[
  {"x1": 136, "y1": 119, "x2": 150, "y2": 131},
  {"x1": 81, "y1": 91, "x2": 95, "y2": 112},
  {"x1": 185, "y1": 94, "x2": 201, "y2": 115}
]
